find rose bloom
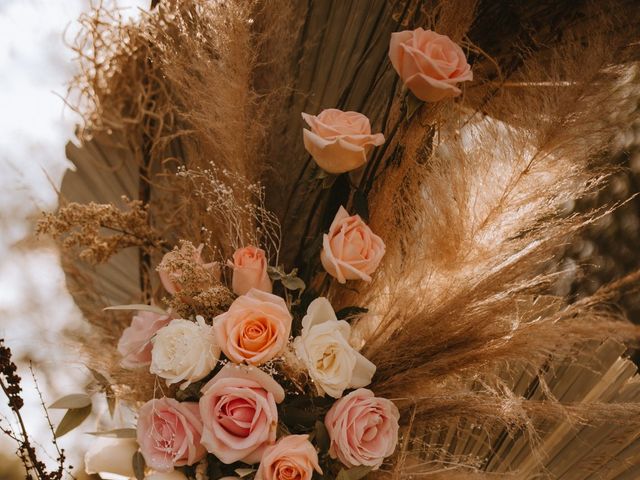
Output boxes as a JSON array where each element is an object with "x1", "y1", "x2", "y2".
[
  {"x1": 255, "y1": 435, "x2": 322, "y2": 480},
  {"x1": 137, "y1": 397, "x2": 206, "y2": 472},
  {"x1": 214, "y1": 289, "x2": 292, "y2": 365},
  {"x1": 301, "y1": 109, "x2": 385, "y2": 174},
  {"x1": 321, "y1": 206, "x2": 385, "y2": 283},
  {"x1": 117, "y1": 310, "x2": 172, "y2": 369},
  {"x1": 158, "y1": 243, "x2": 220, "y2": 294},
  {"x1": 325, "y1": 388, "x2": 400, "y2": 470},
  {"x1": 199, "y1": 364, "x2": 285, "y2": 464},
  {"x1": 84, "y1": 437, "x2": 138, "y2": 477},
  {"x1": 230, "y1": 246, "x2": 272, "y2": 296},
  {"x1": 150, "y1": 317, "x2": 220, "y2": 389},
  {"x1": 294, "y1": 297, "x2": 375, "y2": 398},
  {"x1": 389, "y1": 27, "x2": 472, "y2": 102}
]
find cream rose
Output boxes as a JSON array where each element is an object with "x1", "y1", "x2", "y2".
[
  {"x1": 389, "y1": 27, "x2": 472, "y2": 102},
  {"x1": 325, "y1": 388, "x2": 400, "y2": 470},
  {"x1": 301, "y1": 109, "x2": 385, "y2": 174},
  {"x1": 230, "y1": 246, "x2": 272, "y2": 296},
  {"x1": 321, "y1": 206, "x2": 385, "y2": 283},
  {"x1": 84, "y1": 437, "x2": 138, "y2": 477},
  {"x1": 199, "y1": 364, "x2": 285, "y2": 464},
  {"x1": 150, "y1": 317, "x2": 220, "y2": 389},
  {"x1": 293, "y1": 297, "x2": 375, "y2": 398},
  {"x1": 214, "y1": 289, "x2": 292, "y2": 365},
  {"x1": 255, "y1": 435, "x2": 322, "y2": 480}
]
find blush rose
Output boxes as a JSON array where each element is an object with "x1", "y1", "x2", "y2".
[
  {"x1": 199, "y1": 364, "x2": 285, "y2": 464},
  {"x1": 324, "y1": 388, "x2": 400, "y2": 470},
  {"x1": 117, "y1": 310, "x2": 172, "y2": 369},
  {"x1": 214, "y1": 289, "x2": 292, "y2": 365},
  {"x1": 137, "y1": 397, "x2": 206, "y2": 472},
  {"x1": 301, "y1": 109, "x2": 385, "y2": 174},
  {"x1": 389, "y1": 27, "x2": 472, "y2": 102},
  {"x1": 321, "y1": 206, "x2": 385, "y2": 283}
]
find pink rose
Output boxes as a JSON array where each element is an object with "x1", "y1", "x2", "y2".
[
  {"x1": 158, "y1": 243, "x2": 220, "y2": 294},
  {"x1": 117, "y1": 310, "x2": 172, "y2": 369},
  {"x1": 137, "y1": 397, "x2": 206, "y2": 472},
  {"x1": 214, "y1": 289, "x2": 292, "y2": 365},
  {"x1": 301, "y1": 109, "x2": 385, "y2": 174},
  {"x1": 230, "y1": 246, "x2": 272, "y2": 296},
  {"x1": 255, "y1": 435, "x2": 322, "y2": 480},
  {"x1": 321, "y1": 206, "x2": 385, "y2": 283},
  {"x1": 389, "y1": 28, "x2": 472, "y2": 102},
  {"x1": 325, "y1": 389, "x2": 400, "y2": 470},
  {"x1": 199, "y1": 364, "x2": 285, "y2": 464}
]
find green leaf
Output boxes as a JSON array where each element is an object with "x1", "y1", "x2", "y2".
[
  {"x1": 404, "y1": 91, "x2": 423, "y2": 121},
  {"x1": 132, "y1": 451, "x2": 145, "y2": 480},
  {"x1": 321, "y1": 174, "x2": 338, "y2": 189},
  {"x1": 335, "y1": 306, "x2": 368, "y2": 321},
  {"x1": 54, "y1": 405, "x2": 92, "y2": 438},
  {"x1": 87, "y1": 428, "x2": 136, "y2": 438},
  {"x1": 49, "y1": 393, "x2": 91, "y2": 409},
  {"x1": 281, "y1": 275, "x2": 306, "y2": 291},
  {"x1": 104, "y1": 304, "x2": 167, "y2": 314},
  {"x1": 267, "y1": 265, "x2": 285, "y2": 281},
  {"x1": 336, "y1": 466, "x2": 372, "y2": 480},
  {"x1": 314, "y1": 420, "x2": 330, "y2": 453}
]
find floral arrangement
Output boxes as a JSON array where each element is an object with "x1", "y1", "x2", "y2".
[
  {"x1": 77, "y1": 31, "x2": 473, "y2": 478},
  {"x1": 12, "y1": 1, "x2": 640, "y2": 479}
]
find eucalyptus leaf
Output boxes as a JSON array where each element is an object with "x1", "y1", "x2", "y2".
[
  {"x1": 54, "y1": 405, "x2": 92, "y2": 438},
  {"x1": 267, "y1": 265, "x2": 284, "y2": 281},
  {"x1": 49, "y1": 393, "x2": 91, "y2": 409},
  {"x1": 281, "y1": 276, "x2": 306, "y2": 291},
  {"x1": 336, "y1": 466, "x2": 372, "y2": 480},
  {"x1": 132, "y1": 451, "x2": 145, "y2": 480},
  {"x1": 87, "y1": 428, "x2": 136, "y2": 438},
  {"x1": 104, "y1": 304, "x2": 166, "y2": 314},
  {"x1": 107, "y1": 394, "x2": 117, "y2": 418}
]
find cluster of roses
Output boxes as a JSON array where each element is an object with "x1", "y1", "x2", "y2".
[{"x1": 86, "y1": 27, "x2": 471, "y2": 480}]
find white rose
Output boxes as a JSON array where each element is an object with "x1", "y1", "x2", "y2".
[
  {"x1": 293, "y1": 298, "x2": 375, "y2": 398},
  {"x1": 150, "y1": 317, "x2": 220, "y2": 389},
  {"x1": 84, "y1": 437, "x2": 138, "y2": 477}
]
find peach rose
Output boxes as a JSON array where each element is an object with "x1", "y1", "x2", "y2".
[
  {"x1": 321, "y1": 206, "x2": 385, "y2": 283},
  {"x1": 214, "y1": 289, "x2": 292, "y2": 365},
  {"x1": 137, "y1": 397, "x2": 206, "y2": 472},
  {"x1": 255, "y1": 435, "x2": 322, "y2": 480},
  {"x1": 199, "y1": 364, "x2": 285, "y2": 464},
  {"x1": 325, "y1": 389, "x2": 399, "y2": 470},
  {"x1": 230, "y1": 246, "x2": 272, "y2": 296},
  {"x1": 389, "y1": 28, "x2": 472, "y2": 102},
  {"x1": 301, "y1": 109, "x2": 385, "y2": 174},
  {"x1": 158, "y1": 243, "x2": 220, "y2": 295},
  {"x1": 117, "y1": 310, "x2": 172, "y2": 369}
]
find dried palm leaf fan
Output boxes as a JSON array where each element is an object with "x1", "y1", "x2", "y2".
[{"x1": 45, "y1": 0, "x2": 640, "y2": 477}]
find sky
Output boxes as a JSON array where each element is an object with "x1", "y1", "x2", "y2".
[{"x1": 0, "y1": 0, "x2": 145, "y2": 473}]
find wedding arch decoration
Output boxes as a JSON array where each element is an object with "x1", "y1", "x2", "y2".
[{"x1": 4, "y1": 0, "x2": 640, "y2": 479}]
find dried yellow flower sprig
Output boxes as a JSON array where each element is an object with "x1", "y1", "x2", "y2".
[{"x1": 37, "y1": 199, "x2": 165, "y2": 264}]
